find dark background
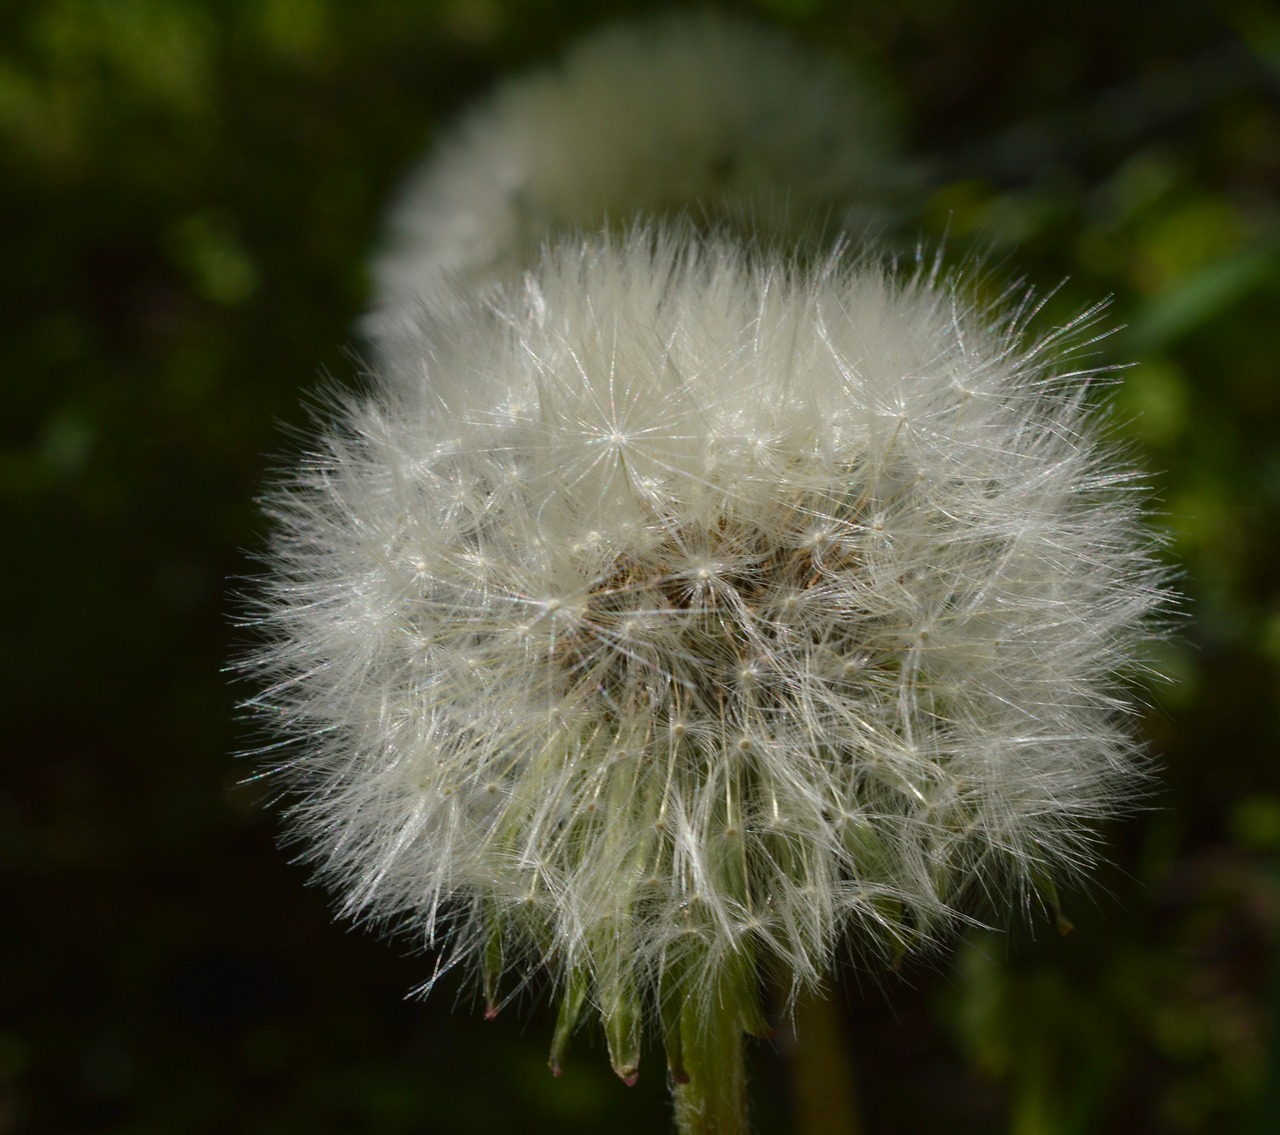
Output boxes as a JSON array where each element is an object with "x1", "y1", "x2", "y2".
[{"x1": 5, "y1": 0, "x2": 1279, "y2": 1131}]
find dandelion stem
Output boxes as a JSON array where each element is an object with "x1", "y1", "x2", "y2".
[
  {"x1": 790, "y1": 987, "x2": 862, "y2": 1135},
  {"x1": 672, "y1": 995, "x2": 748, "y2": 1135}
]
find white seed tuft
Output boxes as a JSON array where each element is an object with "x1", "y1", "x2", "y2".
[
  {"x1": 362, "y1": 9, "x2": 910, "y2": 367},
  {"x1": 244, "y1": 226, "x2": 1169, "y2": 1035}
]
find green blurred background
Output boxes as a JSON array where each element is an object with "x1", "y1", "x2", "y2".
[{"x1": 5, "y1": 0, "x2": 1279, "y2": 1131}]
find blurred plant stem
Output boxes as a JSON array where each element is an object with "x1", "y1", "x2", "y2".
[
  {"x1": 790, "y1": 987, "x2": 862, "y2": 1135},
  {"x1": 783, "y1": 987, "x2": 865, "y2": 1135}
]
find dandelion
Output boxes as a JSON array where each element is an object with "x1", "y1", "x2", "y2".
[
  {"x1": 242, "y1": 11, "x2": 1172, "y2": 1132},
  {"x1": 364, "y1": 9, "x2": 907, "y2": 363},
  {"x1": 244, "y1": 222, "x2": 1167, "y2": 1130}
]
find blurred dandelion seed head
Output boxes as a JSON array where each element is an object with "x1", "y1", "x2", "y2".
[{"x1": 364, "y1": 8, "x2": 909, "y2": 359}]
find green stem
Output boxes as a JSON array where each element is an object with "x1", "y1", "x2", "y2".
[
  {"x1": 672, "y1": 994, "x2": 749, "y2": 1135},
  {"x1": 790, "y1": 987, "x2": 862, "y2": 1135}
]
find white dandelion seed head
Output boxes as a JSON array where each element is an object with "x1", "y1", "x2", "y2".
[
  {"x1": 364, "y1": 9, "x2": 907, "y2": 364},
  {"x1": 245, "y1": 225, "x2": 1168, "y2": 1061}
]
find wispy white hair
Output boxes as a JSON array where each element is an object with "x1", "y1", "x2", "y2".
[
  {"x1": 247, "y1": 223, "x2": 1168, "y2": 1076},
  {"x1": 364, "y1": 9, "x2": 909, "y2": 365}
]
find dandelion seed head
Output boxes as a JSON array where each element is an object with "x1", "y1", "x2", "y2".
[
  {"x1": 245, "y1": 226, "x2": 1168, "y2": 1063},
  {"x1": 363, "y1": 9, "x2": 908, "y2": 365}
]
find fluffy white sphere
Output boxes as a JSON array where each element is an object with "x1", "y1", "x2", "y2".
[
  {"x1": 364, "y1": 10, "x2": 907, "y2": 363},
  {"x1": 247, "y1": 227, "x2": 1166, "y2": 1076}
]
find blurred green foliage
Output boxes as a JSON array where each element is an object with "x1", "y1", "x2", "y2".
[{"x1": 4, "y1": 1, "x2": 1279, "y2": 1132}]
